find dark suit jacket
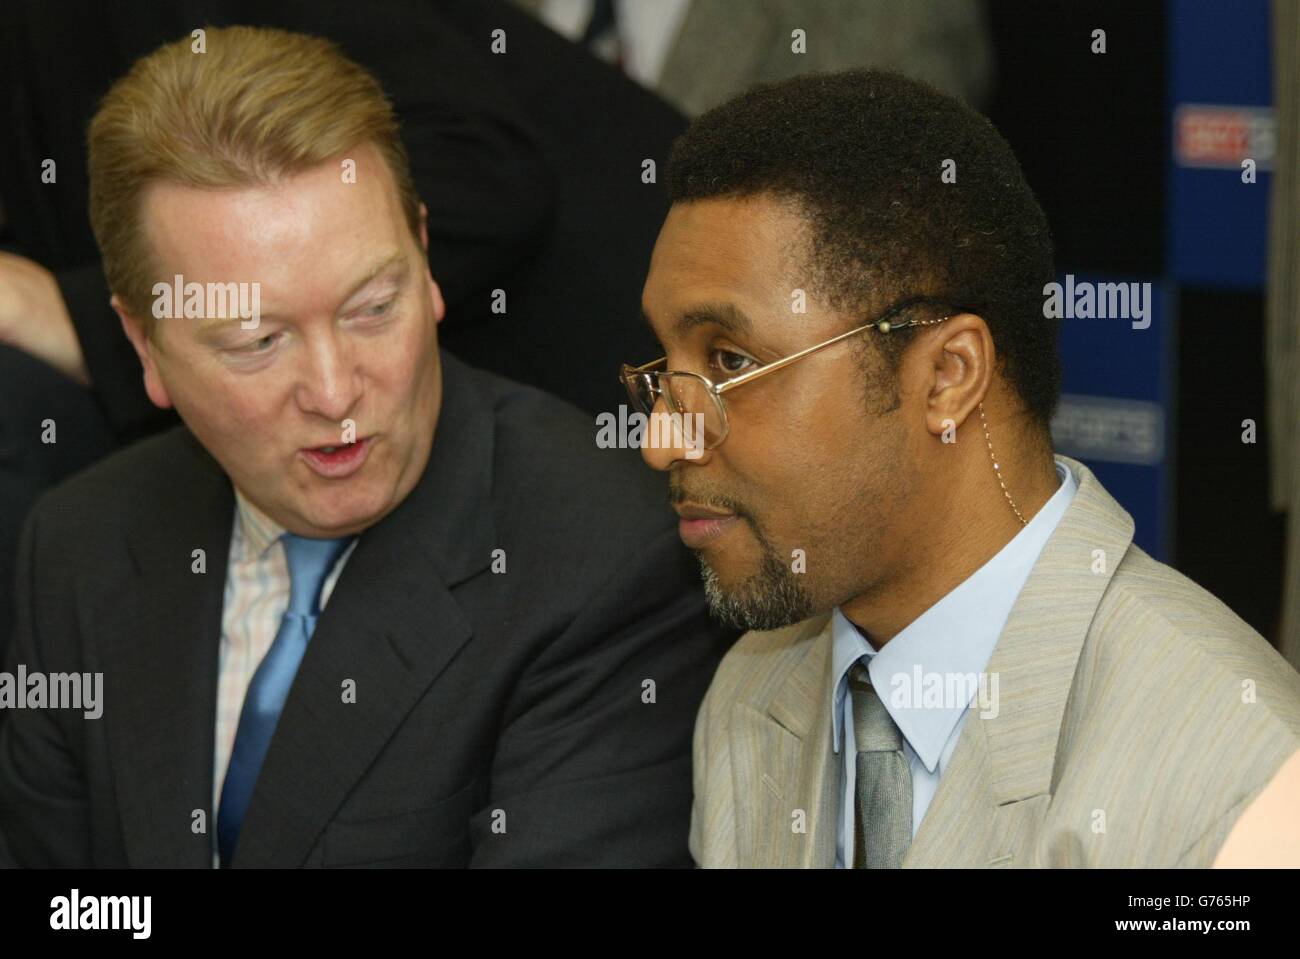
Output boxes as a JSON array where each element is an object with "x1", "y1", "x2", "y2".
[{"x1": 0, "y1": 351, "x2": 733, "y2": 867}]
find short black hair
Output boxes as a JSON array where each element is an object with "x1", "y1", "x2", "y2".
[{"x1": 665, "y1": 68, "x2": 1060, "y2": 428}]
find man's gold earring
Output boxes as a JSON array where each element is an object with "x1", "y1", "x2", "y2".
[{"x1": 979, "y1": 402, "x2": 1026, "y2": 526}]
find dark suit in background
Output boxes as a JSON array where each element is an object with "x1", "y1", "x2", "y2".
[
  {"x1": 434, "y1": 0, "x2": 683, "y2": 411},
  {"x1": 0, "y1": 352, "x2": 733, "y2": 866}
]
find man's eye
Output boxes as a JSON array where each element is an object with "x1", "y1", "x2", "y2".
[
  {"x1": 709, "y1": 348, "x2": 757, "y2": 377},
  {"x1": 239, "y1": 332, "x2": 280, "y2": 354},
  {"x1": 357, "y1": 299, "x2": 394, "y2": 319}
]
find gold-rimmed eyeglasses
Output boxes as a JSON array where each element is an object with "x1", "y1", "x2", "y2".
[{"x1": 620, "y1": 296, "x2": 972, "y2": 450}]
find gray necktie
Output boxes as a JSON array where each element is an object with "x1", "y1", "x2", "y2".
[{"x1": 849, "y1": 663, "x2": 912, "y2": 868}]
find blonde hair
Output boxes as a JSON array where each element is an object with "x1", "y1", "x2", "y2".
[{"x1": 88, "y1": 25, "x2": 421, "y2": 336}]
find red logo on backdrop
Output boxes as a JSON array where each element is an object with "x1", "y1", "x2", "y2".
[{"x1": 1174, "y1": 105, "x2": 1275, "y2": 169}]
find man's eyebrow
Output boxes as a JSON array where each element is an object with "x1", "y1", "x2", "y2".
[
  {"x1": 338, "y1": 251, "x2": 408, "y2": 305},
  {"x1": 195, "y1": 252, "x2": 408, "y2": 334},
  {"x1": 642, "y1": 302, "x2": 755, "y2": 340}
]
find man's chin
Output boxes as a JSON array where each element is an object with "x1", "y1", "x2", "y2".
[
  {"x1": 696, "y1": 553, "x2": 815, "y2": 632},
  {"x1": 294, "y1": 488, "x2": 393, "y2": 537}
]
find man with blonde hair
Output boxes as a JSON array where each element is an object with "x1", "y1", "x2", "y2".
[{"x1": 0, "y1": 25, "x2": 730, "y2": 867}]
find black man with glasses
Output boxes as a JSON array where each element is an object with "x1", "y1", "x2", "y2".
[{"x1": 623, "y1": 69, "x2": 1300, "y2": 869}]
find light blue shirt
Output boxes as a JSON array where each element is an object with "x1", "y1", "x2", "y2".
[{"x1": 831, "y1": 456, "x2": 1078, "y2": 867}]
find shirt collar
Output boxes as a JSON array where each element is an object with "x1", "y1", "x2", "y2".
[
  {"x1": 232, "y1": 487, "x2": 286, "y2": 562},
  {"x1": 830, "y1": 456, "x2": 1078, "y2": 771}
]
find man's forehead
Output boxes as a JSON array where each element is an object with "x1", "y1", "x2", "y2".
[
  {"x1": 652, "y1": 197, "x2": 805, "y2": 287},
  {"x1": 644, "y1": 197, "x2": 809, "y2": 333},
  {"x1": 138, "y1": 149, "x2": 408, "y2": 320},
  {"x1": 140, "y1": 143, "x2": 397, "y2": 247}
]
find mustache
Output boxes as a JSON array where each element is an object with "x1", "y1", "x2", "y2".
[{"x1": 668, "y1": 476, "x2": 752, "y2": 520}]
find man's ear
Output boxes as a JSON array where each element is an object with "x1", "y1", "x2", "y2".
[
  {"x1": 111, "y1": 294, "x2": 174, "y2": 410},
  {"x1": 922, "y1": 313, "x2": 993, "y2": 438},
  {"x1": 417, "y1": 202, "x2": 446, "y2": 325},
  {"x1": 427, "y1": 275, "x2": 446, "y2": 325}
]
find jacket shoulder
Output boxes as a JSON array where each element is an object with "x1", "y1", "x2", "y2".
[
  {"x1": 29, "y1": 425, "x2": 213, "y2": 537},
  {"x1": 703, "y1": 613, "x2": 832, "y2": 718},
  {"x1": 1094, "y1": 545, "x2": 1300, "y2": 737},
  {"x1": 1053, "y1": 545, "x2": 1300, "y2": 863}
]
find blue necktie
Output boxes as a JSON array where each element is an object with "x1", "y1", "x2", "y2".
[{"x1": 217, "y1": 532, "x2": 353, "y2": 866}]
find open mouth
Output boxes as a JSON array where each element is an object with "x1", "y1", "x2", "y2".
[{"x1": 300, "y1": 436, "x2": 374, "y2": 477}]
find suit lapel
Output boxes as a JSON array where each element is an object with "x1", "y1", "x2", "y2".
[
  {"x1": 104, "y1": 430, "x2": 232, "y2": 867},
  {"x1": 738, "y1": 456, "x2": 1137, "y2": 867},
  {"x1": 231, "y1": 352, "x2": 496, "y2": 866},
  {"x1": 904, "y1": 455, "x2": 1136, "y2": 866},
  {"x1": 729, "y1": 614, "x2": 838, "y2": 867}
]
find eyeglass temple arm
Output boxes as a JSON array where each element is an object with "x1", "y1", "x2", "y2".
[
  {"x1": 625, "y1": 356, "x2": 668, "y2": 375},
  {"x1": 626, "y1": 296, "x2": 967, "y2": 389},
  {"x1": 713, "y1": 316, "x2": 905, "y2": 394},
  {"x1": 714, "y1": 297, "x2": 971, "y2": 394}
]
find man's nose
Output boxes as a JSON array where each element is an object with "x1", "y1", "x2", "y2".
[
  {"x1": 640, "y1": 396, "x2": 710, "y2": 471},
  {"x1": 297, "y1": 332, "x2": 360, "y2": 423}
]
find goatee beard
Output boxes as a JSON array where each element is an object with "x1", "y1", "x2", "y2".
[
  {"x1": 670, "y1": 478, "x2": 814, "y2": 630},
  {"x1": 697, "y1": 544, "x2": 813, "y2": 631}
]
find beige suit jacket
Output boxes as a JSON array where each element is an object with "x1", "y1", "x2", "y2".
[{"x1": 690, "y1": 455, "x2": 1300, "y2": 867}]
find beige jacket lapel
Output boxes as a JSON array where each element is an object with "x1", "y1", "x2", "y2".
[
  {"x1": 905, "y1": 455, "x2": 1136, "y2": 865},
  {"x1": 738, "y1": 455, "x2": 1136, "y2": 867},
  {"x1": 727, "y1": 613, "x2": 838, "y2": 867}
]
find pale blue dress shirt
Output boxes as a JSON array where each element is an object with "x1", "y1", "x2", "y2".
[{"x1": 831, "y1": 456, "x2": 1078, "y2": 867}]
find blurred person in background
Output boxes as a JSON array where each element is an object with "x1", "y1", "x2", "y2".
[{"x1": 516, "y1": 0, "x2": 993, "y2": 114}]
